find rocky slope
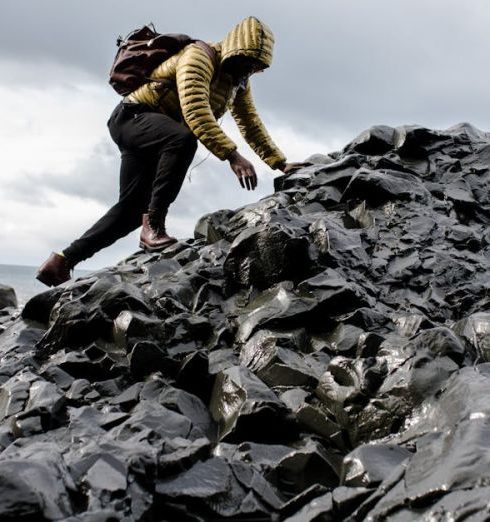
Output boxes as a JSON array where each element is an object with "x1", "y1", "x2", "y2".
[{"x1": 1, "y1": 123, "x2": 490, "y2": 521}]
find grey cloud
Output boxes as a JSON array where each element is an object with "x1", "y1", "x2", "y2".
[
  {"x1": 3, "y1": 0, "x2": 490, "y2": 137},
  {"x1": 6, "y1": 140, "x2": 119, "y2": 206}
]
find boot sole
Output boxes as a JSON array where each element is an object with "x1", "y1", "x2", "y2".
[
  {"x1": 36, "y1": 271, "x2": 71, "y2": 288},
  {"x1": 139, "y1": 239, "x2": 177, "y2": 252}
]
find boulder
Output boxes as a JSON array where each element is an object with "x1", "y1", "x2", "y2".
[{"x1": 0, "y1": 285, "x2": 17, "y2": 311}]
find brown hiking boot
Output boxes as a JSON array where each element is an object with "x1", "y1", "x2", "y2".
[
  {"x1": 36, "y1": 252, "x2": 74, "y2": 287},
  {"x1": 139, "y1": 210, "x2": 177, "y2": 252}
]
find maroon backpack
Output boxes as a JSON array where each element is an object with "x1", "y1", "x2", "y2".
[{"x1": 109, "y1": 24, "x2": 214, "y2": 96}]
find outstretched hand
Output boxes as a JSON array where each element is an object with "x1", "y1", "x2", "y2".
[
  {"x1": 228, "y1": 151, "x2": 258, "y2": 190},
  {"x1": 278, "y1": 162, "x2": 312, "y2": 175}
]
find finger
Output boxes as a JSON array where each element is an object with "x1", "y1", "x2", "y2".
[
  {"x1": 248, "y1": 174, "x2": 254, "y2": 191},
  {"x1": 288, "y1": 162, "x2": 312, "y2": 172},
  {"x1": 245, "y1": 175, "x2": 251, "y2": 191},
  {"x1": 251, "y1": 172, "x2": 257, "y2": 190},
  {"x1": 241, "y1": 171, "x2": 248, "y2": 191},
  {"x1": 236, "y1": 169, "x2": 245, "y2": 188},
  {"x1": 249, "y1": 169, "x2": 257, "y2": 190},
  {"x1": 235, "y1": 166, "x2": 246, "y2": 188}
]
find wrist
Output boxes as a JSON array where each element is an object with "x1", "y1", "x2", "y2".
[
  {"x1": 275, "y1": 161, "x2": 286, "y2": 172},
  {"x1": 227, "y1": 149, "x2": 240, "y2": 162}
]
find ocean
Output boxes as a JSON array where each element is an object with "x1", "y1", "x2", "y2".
[{"x1": 0, "y1": 264, "x2": 91, "y2": 308}]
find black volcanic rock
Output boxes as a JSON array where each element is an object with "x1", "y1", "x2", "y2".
[
  {"x1": 22, "y1": 287, "x2": 65, "y2": 325},
  {"x1": 0, "y1": 285, "x2": 17, "y2": 311},
  {"x1": 1, "y1": 123, "x2": 490, "y2": 520},
  {"x1": 223, "y1": 222, "x2": 312, "y2": 292}
]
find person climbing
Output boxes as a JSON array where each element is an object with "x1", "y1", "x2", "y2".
[{"x1": 36, "y1": 16, "x2": 305, "y2": 287}]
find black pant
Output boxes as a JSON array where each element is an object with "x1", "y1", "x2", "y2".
[{"x1": 63, "y1": 102, "x2": 198, "y2": 265}]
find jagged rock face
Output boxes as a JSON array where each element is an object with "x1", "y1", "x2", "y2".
[{"x1": 1, "y1": 123, "x2": 490, "y2": 521}]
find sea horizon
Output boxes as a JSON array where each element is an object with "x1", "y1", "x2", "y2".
[{"x1": 0, "y1": 263, "x2": 92, "y2": 308}]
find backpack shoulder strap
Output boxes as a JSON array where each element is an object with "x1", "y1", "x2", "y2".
[{"x1": 193, "y1": 40, "x2": 218, "y2": 75}]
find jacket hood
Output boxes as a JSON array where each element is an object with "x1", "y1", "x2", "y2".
[{"x1": 219, "y1": 17, "x2": 274, "y2": 68}]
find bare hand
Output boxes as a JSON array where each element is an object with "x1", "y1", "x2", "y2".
[
  {"x1": 279, "y1": 162, "x2": 312, "y2": 175},
  {"x1": 228, "y1": 151, "x2": 258, "y2": 190}
]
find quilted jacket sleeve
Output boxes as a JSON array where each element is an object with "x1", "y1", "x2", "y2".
[
  {"x1": 229, "y1": 81, "x2": 286, "y2": 169},
  {"x1": 176, "y1": 44, "x2": 237, "y2": 161}
]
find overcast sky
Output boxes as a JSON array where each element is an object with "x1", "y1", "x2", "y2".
[{"x1": 2, "y1": 0, "x2": 490, "y2": 269}]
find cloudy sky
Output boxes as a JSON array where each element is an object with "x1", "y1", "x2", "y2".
[{"x1": 2, "y1": 0, "x2": 490, "y2": 270}]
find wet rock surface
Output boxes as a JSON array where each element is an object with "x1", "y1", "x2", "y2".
[{"x1": 1, "y1": 123, "x2": 490, "y2": 520}]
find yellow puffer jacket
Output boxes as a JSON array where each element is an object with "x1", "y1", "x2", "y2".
[{"x1": 127, "y1": 17, "x2": 286, "y2": 169}]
